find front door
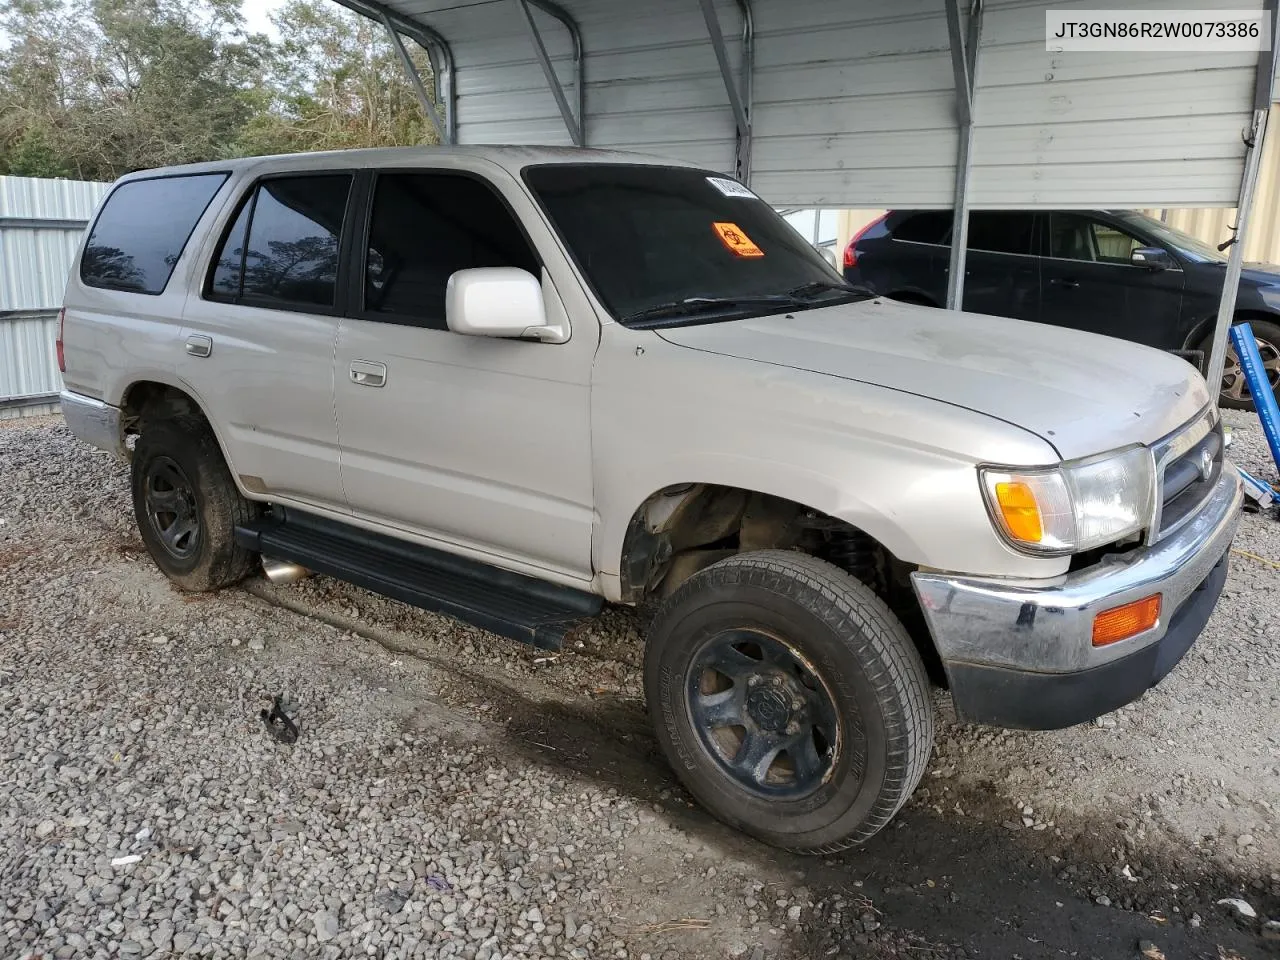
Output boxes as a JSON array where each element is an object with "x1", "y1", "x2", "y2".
[
  {"x1": 1039, "y1": 213, "x2": 1185, "y2": 346},
  {"x1": 957, "y1": 212, "x2": 1041, "y2": 322},
  {"x1": 333, "y1": 170, "x2": 597, "y2": 581},
  {"x1": 180, "y1": 173, "x2": 354, "y2": 511}
]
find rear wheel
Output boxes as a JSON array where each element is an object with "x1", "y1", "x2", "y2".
[
  {"x1": 644, "y1": 550, "x2": 934, "y2": 853},
  {"x1": 131, "y1": 413, "x2": 258, "y2": 591},
  {"x1": 1205, "y1": 318, "x2": 1280, "y2": 410}
]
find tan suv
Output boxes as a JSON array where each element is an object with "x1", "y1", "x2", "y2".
[{"x1": 60, "y1": 146, "x2": 1241, "y2": 853}]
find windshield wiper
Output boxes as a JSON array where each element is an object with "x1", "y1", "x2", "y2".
[
  {"x1": 622, "y1": 295, "x2": 801, "y2": 326},
  {"x1": 786, "y1": 279, "x2": 876, "y2": 301}
]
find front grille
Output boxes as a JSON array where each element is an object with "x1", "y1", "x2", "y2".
[{"x1": 1151, "y1": 409, "x2": 1223, "y2": 543}]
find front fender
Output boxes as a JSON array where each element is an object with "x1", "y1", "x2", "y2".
[{"x1": 591, "y1": 327, "x2": 1068, "y2": 587}]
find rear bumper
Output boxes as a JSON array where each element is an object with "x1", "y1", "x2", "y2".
[
  {"x1": 60, "y1": 390, "x2": 127, "y2": 458},
  {"x1": 912, "y1": 467, "x2": 1241, "y2": 729}
]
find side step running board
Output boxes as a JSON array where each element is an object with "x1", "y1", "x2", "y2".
[{"x1": 235, "y1": 509, "x2": 603, "y2": 650}]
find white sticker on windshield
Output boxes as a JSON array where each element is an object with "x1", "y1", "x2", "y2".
[{"x1": 707, "y1": 176, "x2": 758, "y2": 199}]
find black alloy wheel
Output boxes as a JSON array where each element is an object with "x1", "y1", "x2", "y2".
[
  {"x1": 141, "y1": 455, "x2": 202, "y2": 561},
  {"x1": 686, "y1": 628, "x2": 848, "y2": 799}
]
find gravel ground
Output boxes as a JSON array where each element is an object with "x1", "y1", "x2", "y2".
[{"x1": 0, "y1": 412, "x2": 1277, "y2": 960}]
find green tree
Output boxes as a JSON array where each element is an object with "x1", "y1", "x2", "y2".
[
  {"x1": 0, "y1": 0, "x2": 438, "y2": 181},
  {"x1": 236, "y1": 0, "x2": 437, "y2": 158}
]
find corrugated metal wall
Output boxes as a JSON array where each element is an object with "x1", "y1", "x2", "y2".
[
  {"x1": 973, "y1": 0, "x2": 1257, "y2": 208},
  {"x1": 0, "y1": 176, "x2": 108, "y2": 408},
  {"x1": 407, "y1": 0, "x2": 746, "y2": 171},
  {"x1": 1144, "y1": 106, "x2": 1280, "y2": 263},
  {"x1": 375, "y1": 0, "x2": 1262, "y2": 207}
]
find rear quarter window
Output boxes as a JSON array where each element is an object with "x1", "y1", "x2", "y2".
[
  {"x1": 892, "y1": 212, "x2": 952, "y2": 245},
  {"x1": 81, "y1": 173, "x2": 229, "y2": 295}
]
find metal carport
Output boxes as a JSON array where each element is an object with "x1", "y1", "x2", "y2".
[{"x1": 335, "y1": 0, "x2": 1280, "y2": 395}]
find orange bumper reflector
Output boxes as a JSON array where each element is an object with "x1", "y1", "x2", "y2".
[{"x1": 1092, "y1": 594, "x2": 1161, "y2": 647}]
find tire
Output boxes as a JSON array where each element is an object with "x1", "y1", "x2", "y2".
[
  {"x1": 1205, "y1": 318, "x2": 1280, "y2": 410},
  {"x1": 644, "y1": 550, "x2": 934, "y2": 854},
  {"x1": 131, "y1": 412, "x2": 258, "y2": 592}
]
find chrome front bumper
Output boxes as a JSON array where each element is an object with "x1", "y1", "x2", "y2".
[
  {"x1": 60, "y1": 390, "x2": 128, "y2": 458},
  {"x1": 912, "y1": 466, "x2": 1242, "y2": 728}
]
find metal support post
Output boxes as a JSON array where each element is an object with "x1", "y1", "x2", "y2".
[
  {"x1": 944, "y1": 0, "x2": 982, "y2": 311},
  {"x1": 528, "y1": 0, "x2": 585, "y2": 143},
  {"x1": 381, "y1": 12, "x2": 446, "y2": 143},
  {"x1": 698, "y1": 0, "x2": 754, "y2": 182},
  {"x1": 1206, "y1": 0, "x2": 1280, "y2": 402},
  {"x1": 514, "y1": 0, "x2": 583, "y2": 146},
  {"x1": 330, "y1": 0, "x2": 456, "y2": 143}
]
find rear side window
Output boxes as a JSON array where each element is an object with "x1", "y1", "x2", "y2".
[
  {"x1": 967, "y1": 213, "x2": 1037, "y2": 255},
  {"x1": 81, "y1": 173, "x2": 228, "y2": 295},
  {"x1": 361, "y1": 173, "x2": 540, "y2": 329},
  {"x1": 207, "y1": 174, "x2": 353, "y2": 310},
  {"x1": 893, "y1": 212, "x2": 951, "y2": 245}
]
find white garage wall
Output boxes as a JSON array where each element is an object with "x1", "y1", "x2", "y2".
[{"x1": 372, "y1": 0, "x2": 1263, "y2": 207}]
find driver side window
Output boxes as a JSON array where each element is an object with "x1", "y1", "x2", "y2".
[
  {"x1": 361, "y1": 172, "x2": 540, "y2": 330},
  {"x1": 1091, "y1": 222, "x2": 1144, "y2": 264},
  {"x1": 1049, "y1": 214, "x2": 1147, "y2": 265}
]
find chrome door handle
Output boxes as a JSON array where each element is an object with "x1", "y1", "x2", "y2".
[
  {"x1": 185, "y1": 334, "x2": 212, "y2": 358},
  {"x1": 349, "y1": 359, "x2": 387, "y2": 388}
]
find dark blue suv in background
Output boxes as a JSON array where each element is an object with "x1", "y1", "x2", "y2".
[{"x1": 843, "y1": 209, "x2": 1280, "y2": 409}]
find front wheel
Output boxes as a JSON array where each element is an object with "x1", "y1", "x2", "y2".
[{"x1": 644, "y1": 550, "x2": 934, "y2": 853}]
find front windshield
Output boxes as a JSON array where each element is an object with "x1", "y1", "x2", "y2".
[
  {"x1": 1112, "y1": 210, "x2": 1225, "y2": 263},
  {"x1": 523, "y1": 164, "x2": 859, "y2": 325}
]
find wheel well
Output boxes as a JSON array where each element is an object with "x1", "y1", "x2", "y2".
[
  {"x1": 1183, "y1": 309, "x2": 1277, "y2": 353},
  {"x1": 120, "y1": 382, "x2": 206, "y2": 436},
  {"x1": 619, "y1": 484, "x2": 944, "y2": 684}
]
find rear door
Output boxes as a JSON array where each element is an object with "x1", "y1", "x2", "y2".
[
  {"x1": 1039, "y1": 213, "x2": 1185, "y2": 345},
  {"x1": 180, "y1": 172, "x2": 354, "y2": 511},
  {"x1": 955, "y1": 212, "x2": 1041, "y2": 321}
]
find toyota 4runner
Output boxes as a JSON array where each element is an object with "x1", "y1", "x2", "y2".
[{"x1": 59, "y1": 147, "x2": 1242, "y2": 853}]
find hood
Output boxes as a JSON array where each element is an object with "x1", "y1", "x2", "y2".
[
  {"x1": 655, "y1": 299, "x2": 1210, "y2": 461},
  {"x1": 1241, "y1": 261, "x2": 1280, "y2": 285}
]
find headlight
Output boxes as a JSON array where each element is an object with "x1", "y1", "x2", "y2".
[{"x1": 980, "y1": 446, "x2": 1155, "y2": 555}]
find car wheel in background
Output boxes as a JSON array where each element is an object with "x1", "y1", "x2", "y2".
[{"x1": 1208, "y1": 318, "x2": 1280, "y2": 410}]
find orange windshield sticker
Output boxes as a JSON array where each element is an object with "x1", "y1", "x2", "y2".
[{"x1": 712, "y1": 222, "x2": 764, "y2": 258}]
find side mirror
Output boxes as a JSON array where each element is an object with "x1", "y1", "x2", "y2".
[
  {"x1": 445, "y1": 267, "x2": 567, "y2": 342},
  {"x1": 1131, "y1": 246, "x2": 1175, "y2": 271},
  {"x1": 816, "y1": 245, "x2": 840, "y2": 270}
]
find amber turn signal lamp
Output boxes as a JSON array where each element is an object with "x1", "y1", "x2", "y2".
[
  {"x1": 994, "y1": 481, "x2": 1043, "y2": 544},
  {"x1": 1092, "y1": 594, "x2": 1161, "y2": 647}
]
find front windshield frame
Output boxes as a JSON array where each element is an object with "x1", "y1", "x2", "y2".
[
  {"x1": 1111, "y1": 210, "x2": 1225, "y2": 264},
  {"x1": 521, "y1": 162, "x2": 858, "y2": 328}
]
